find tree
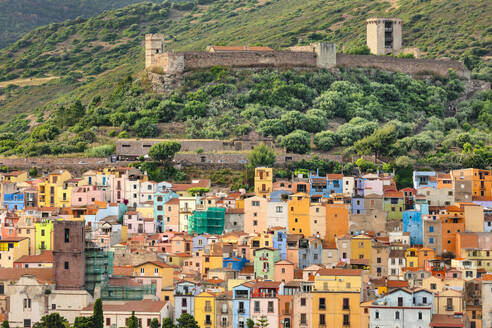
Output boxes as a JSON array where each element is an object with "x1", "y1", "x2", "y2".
[
  {"x1": 73, "y1": 317, "x2": 94, "y2": 328},
  {"x1": 248, "y1": 143, "x2": 276, "y2": 168},
  {"x1": 313, "y1": 130, "x2": 337, "y2": 151},
  {"x1": 2, "y1": 321, "x2": 10, "y2": 328},
  {"x1": 149, "y1": 141, "x2": 181, "y2": 162},
  {"x1": 256, "y1": 316, "x2": 270, "y2": 327},
  {"x1": 126, "y1": 312, "x2": 139, "y2": 328},
  {"x1": 175, "y1": 313, "x2": 199, "y2": 328},
  {"x1": 187, "y1": 187, "x2": 210, "y2": 196},
  {"x1": 134, "y1": 117, "x2": 159, "y2": 138},
  {"x1": 93, "y1": 298, "x2": 103, "y2": 328},
  {"x1": 150, "y1": 319, "x2": 160, "y2": 328},
  {"x1": 279, "y1": 130, "x2": 310, "y2": 154},
  {"x1": 354, "y1": 124, "x2": 397, "y2": 160},
  {"x1": 246, "y1": 319, "x2": 255, "y2": 328},
  {"x1": 161, "y1": 318, "x2": 175, "y2": 328},
  {"x1": 33, "y1": 313, "x2": 69, "y2": 328}
]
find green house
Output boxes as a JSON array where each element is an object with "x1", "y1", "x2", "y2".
[
  {"x1": 253, "y1": 247, "x2": 281, "y2": 281},
  {"x1": 188, "y1": 207, "x2": 225, "y2": 235},
  {"x1": 383, "y1": 191, "x2": 405, "y2": 220},
  {"x1": 35, "y1": 220, "x2": 53, "y2": 253}
]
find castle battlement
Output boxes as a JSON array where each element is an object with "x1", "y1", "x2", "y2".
[{"x1": 144, "y1": 33, "x2": 469, "y2": 79}]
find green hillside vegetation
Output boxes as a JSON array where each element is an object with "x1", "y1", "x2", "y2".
[
  {"x1": 0, "y1": 0, "x2": 163, "y2": 49},
  {"x1": 0, "y1": 0, "x2": 490, "y2": 169}
]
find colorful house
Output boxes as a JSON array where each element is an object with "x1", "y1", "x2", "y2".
[
  {"x1": 405, "y1": 248, "x2": 419, "y2": 268},
  {"x1": 383, "y1": 190, "x2": 404, "y2": 220},
  {"x1": 195, "y1": 291, "x2": 216, "y2": 328},
  {"x1": 403, "y1": 210, "x2": 423, "y2": 245},
  {"x1": 232, "y1": 283, "x2": 252, "y2": 328},
  {"x1": 254, "y1": 168, "x2": 273, "y2": 199},
  {"x1": 35, "y1": 219, "x2": 53, "y2": 254},
  {"x1": 244, "y1": 196, "x2": 268, "y2": 234},
  {"x1": 413, "y1": 171, "x2": 437, "y2": 189},
  {"x1": 325, "y1": 204, "x2": 349, "y2": 245},
  {"x1": 4, "y1": 192, "x2": 24, "y2": 211},
  {"x1": 37, "y1": 170, "x2": 73, "y2": 207},
  {"x1": 287, "y1": 193, "x2": 310, "y2": 235},
  {"x1": 250, "y1": 281, "x2": 280, "y2": 328},
  {"x1": 154, "y1": 189, "x2": 178, "y2": 232},
  {"x1": 253, "y1": 248, "x2": 281, "y2": 280},
  {"x1": 0, "y1": 237, "x2": 30, "y2": 267}
]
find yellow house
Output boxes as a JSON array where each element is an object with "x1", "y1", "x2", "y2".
[
  {"x1": 405, "y1": 248, "x2": 419, "y2": 268},
  {"x1": 136, "y1": 206, "x2": 154, "y2": 219},
  {"x1": 0, "y1": 237, "x2": 30, "y2": 267},
  {"x1": 254, "y1": 167, "x2": 273, "y2": 199},
  {"x1": 422, "y1": 275, "x2": 464, "y2": 293},
  {"x1": 37, "y1": 170, "x2": 73, "y2": 207},
  {"x1": 434, "y1": 289, "x2": 464, "y2": 315},
  {"x1": 288, "y1": 193, "x2": 310, "y2": 235},
  {"x1": 133, "y1": 261, "x2": 175, "y2": 300},
  {"x1": 201, "y1": 253, "x2": 223, "y2": 277},
  {"x1": 0, "y1": 171, "x2": 28, "y2": 183},
  {"x1": 249, "y1": 232, "x2": 274, "y2": 257},
  {"x1": 16, "y1": 216, "x2": 36, "y2": 255},
  {"x1": 194, "y1": 291, "x2": 216, "y2": 328},
  {"x1": 350, "y1": 235, "x2": 372, "y2": 264},
  {"x1": 312, "y1": 269, "x2": 363, "y2": 328}
]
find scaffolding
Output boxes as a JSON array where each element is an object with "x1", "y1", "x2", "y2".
[
  {"x1": 188, "y1": 207, "x2": 225, "y2": 235},
  {"x1": 100, "y1": 283, "x2": 156, "y2": 301},
  {"x1": 85, "y1": 248, "x2": 114, "y2": 296}
]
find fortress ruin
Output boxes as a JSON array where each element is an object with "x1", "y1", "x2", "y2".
[{"x1": 145, "y1": 18, "x2": 470, "y2": 79}]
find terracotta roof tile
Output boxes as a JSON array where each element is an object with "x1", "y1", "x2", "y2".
[
  {"x1": 0, "y1": 268, "x2": 53, "y2": 284},
  {"x1": 15, "y1": 251, "x2": 53, "y2": 264},
  {"x1": 430, "y1": 314, "x2": 464, "y2": 327},
  {"x1": 316, "y1": 268, "x2": 362, "y2": 276},
  {"x1": 82, "y1": 299, "x2": 167, "y2": 313}
]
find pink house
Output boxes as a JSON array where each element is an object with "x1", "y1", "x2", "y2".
[
  {"x1": 123, "y1": 211, "x2": 156, "y2": 235},
  {"x1": 71, "y1": 185, "x2": 106, "y2": 206},
  {"x1": 244, "y1": 196, "x2": 268, "y2": 234},
  {"x1": 274, "y1": 260, "x2": 295, "y2": 283}
]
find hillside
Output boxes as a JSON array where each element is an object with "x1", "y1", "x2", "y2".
[
  {"x1": 0, "y1": 0, "x2": 164, "y2": 49},
  {"x1": 0, "y1": 0, "x2": 490, "y2": 169}
]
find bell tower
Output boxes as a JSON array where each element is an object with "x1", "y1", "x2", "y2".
[{"x1": 145, "y1": 34, "x2": 165, "y2": 68}]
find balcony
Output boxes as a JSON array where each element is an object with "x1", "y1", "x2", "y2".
[
  {"x1": 446, "y1": 306, "x2": 454, "y2": 311},
  {"x1": 282, "y1": 309, "x2": 291, "y2": 315},
  {"x1": 204, "y1": 320, "x2": 212, "y2": 326},
  {"x1": 343, "y1": 305, "x2": 350, "y2": 310},
  {"x1": 319, "y1": 305, "x2": 326, "y2": 310},
  {"x1": 238, "y1": 309, "x2": 245, "y2": 314},
  {"x1": 385, "y1": 27, "x2": 393, "y2": 32}
]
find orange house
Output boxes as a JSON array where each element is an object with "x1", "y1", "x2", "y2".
[
  {"x1": 437, "y1": 173, "x2": 453, "y2": 189},
  {"x1": 274, "y1": 259, "x2": 295, "y2": 283},
  {"x1": 325, "y1": 203, "x2": 349, "y2": 245},
  {"x1": 418, "y1": 247, "x2": 435, "y2": 267},
  {"x1": 287, "y1": 193, "x2": 310, "y2": 235},
  {"x1": 441, "y1": 206, "x2": 466, "y2": 254},
  {"x1": 451, "y1": 168, "x2": 492, "y2": 200}
]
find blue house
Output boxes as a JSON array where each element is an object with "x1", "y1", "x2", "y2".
[
  {"x1": 403, "y1": 210, "x2": 423, "y2": 245},
  {"x1": 272, "y1": 229, "x2": 287, "y2": 260},
  {"x1": 154, "y1": 188, "x2": 178, "y2": 232},
  {"x1": 352, "y1": 197, "x2": 364, "y2": 214},
  {"x1": 354, "y1": 177, "x2": 364, "y2": 197},
  {"x1": 192, "y1": 235, "x2": 208, "y2": 253},
  {"x1": 413, "y1": 171, "x2": 437, "y2": 189},
  {"x1": 223, "y1": 253, "x2": 248, "y2": 271},
  {"x1": 233, "y1": 284, "x2": 251, "y2": 328},
  {"x1": 326, "y1": 174, "x2": 344, "y2": 195},
  {"x1": 309, "y1": 172, "x2": 329, "y2": 198},
  {"x1": 4, "y1": 192, "x2": 24, "y2": 211},
  {"x1": 298, "y1": 237, "x2": 323, "y2": 269},
  {"x1": 174, "y1": 281, "x2": 201, "y2": 323}
]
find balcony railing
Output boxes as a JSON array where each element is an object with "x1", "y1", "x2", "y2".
[
  {"x1": 204, "y1": 321, "x2": 212, "y2": 326},
  {"x1": 446, "y1": 306, "x2": 454, "y2": 311}
]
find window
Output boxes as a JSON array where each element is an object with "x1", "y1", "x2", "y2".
[
  {"x1": 64, "y1": 228, "x2": 70, "y2": 243},
  {"x1": 106, "y1": 318, "x2": 111, "y2": 326},
  {"x1": 418, "y1": 312, "x2": 422, "y2": 320},
  {"x1": 301, "y1": 298, "x2": 306, "y2": 306},
  {"x1": 23, "y1": 298, "x2": 31, "y2": 309},
  {"x1": 41, "y1": 229, "x2": 45, "y2": 236},
  {"x1": 300, "y1": 313, "x2": 307, "y2": 324},
  {"x1": 0, "y1": 285, "x2": 3, "y2": 295},
  {"x1": 319, "y1": 298, "x2": 326, "y2": 310},
  {"x1": 397, "y1": 297, "x2": 403, "y2": 307},
  {"x1": 343, "y1": 314, "x2": 349, "y2": 326},
  {"x1": 395, "y1": 311, "x2": 400, "y2": 320},
  {"x1": 276, "y1": 206, "x2": 283, "y2": 213},
  {"x1": 64, "y1": 261, "x2": 69, "y2": 270},
  {"x1": 429, "y1": 237, "x2": 434, "y2": 244},
  {"x1": 430, "y1": 283, "x2": 436, "y2": 290},
  {"x1": 429, "y1": 226, "x2": 434, "y2": 232},
  {"x1": 319, "y1": 314, "x2": 325, "y2": 325},
  {"x1": 342, "y1": 298, "x2": 349, "y2": 310},
  {"x1": 252, "y1": 201, "x2": 260, "y2": 207},
  {"x1": 268, "y1": 301, "x2": 274, "y2": 313},
  {"x1": 154, "y1": 268, "x2": 159, "y2": 274},
  {"x1": 375, "y1": 311, "x2": 379, "y2": 319},
  {"x1": 52, "y1": 304, "x2": 56, "y2": 310},
  {"x1": 24, "y1": 320, "x2": 31, "y2": 328}
]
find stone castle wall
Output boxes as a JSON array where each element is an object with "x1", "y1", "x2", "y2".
[
  {"x1": 158, "y1": 51, "x2": 318, "y2": 74},
  {"x1": 337, "y1": 53, "x2": 470, "y2": 78}
]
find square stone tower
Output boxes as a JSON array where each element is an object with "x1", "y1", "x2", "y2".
[
  {"x1": 366, "y1": 18, "x2": 402, "y2": 55},
  {"x1": 53, "y1": 220, "x2": 86, "y2": 290},
  {"x1": 145, "y1": 33, "x2": 165, "y2": 68}
]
